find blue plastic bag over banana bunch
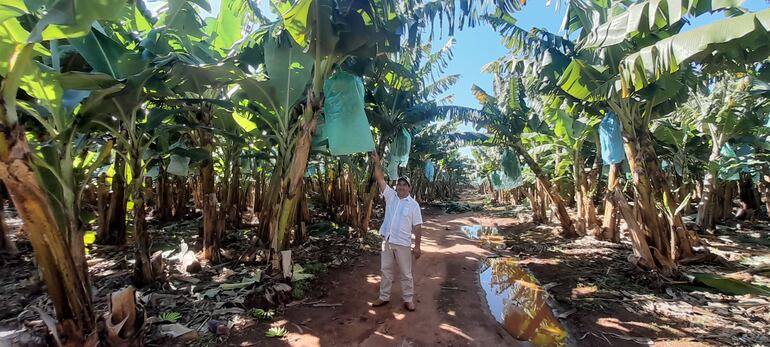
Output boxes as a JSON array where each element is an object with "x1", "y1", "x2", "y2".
[
  {"x1": 491, "y1": 171, "x2": 502, "y2": 188},
  {"x1": 386, "y1": 157, "x2": 400, "y2": 180},
  {"x1": 599, "y1": 112, "x2": 625, "y2": 165},
  {"x1": 501, "y1": 149, "x2": 521, "y2": 182},
  {"x1": 389, "y1": 128, "x2": 412, "y2": 168},
  {"x1": 322, "y1": 71, "x2": 375, "y2": 155},
  {"x1": 491, "y1": 170, "x2": 522, "y2": 191},
  {"x1": 425, "y1": 160, "x2": 435, "y2": 182}
]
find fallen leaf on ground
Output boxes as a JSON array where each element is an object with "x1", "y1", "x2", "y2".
[
  {"x1": 273, "y1": 283, "x2": 292, "y2": 292},
  {"x1": 170, "y1": 274, "x2": 200, "y2": 284},
  {"x1": 159, "y1": 323, "x2": 195, "y2": 338}
]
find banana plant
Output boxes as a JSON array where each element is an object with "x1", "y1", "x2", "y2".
[
  {"x1": 230, "y1": 0, "x2": 412, "y2": 253},
  {"x1": 674, "y1": 73, "x2": 770, "y2": 230},
  {"x1": 528, "y1": 98, "x2": 602, "y2": 236},
  {"x1": 493, "y1": 0, "x2": 770, "y2": 273},
  {"x1": 0, "y1": 0, "x2": 138, "y2": 343},
  {"x1": 453, "y1": 75, "x2": 579, "y2": 237}
]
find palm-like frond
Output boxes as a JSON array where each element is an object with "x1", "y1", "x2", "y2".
[
  {"x1": 484, "y1": 10, "x2": 574, "y2": 58},
  {"x1": 435, "y1": 105, "x2": 483, "y2": 123},
  {"x1": 423, "y1": 74, "x2": 460, "y2": 98},
  {"x1": 619, "y1": 8, "x2": 770, "y2": 95},
  {"x1": 581, "y1": 0, "x2": 745, "y2": 49}
]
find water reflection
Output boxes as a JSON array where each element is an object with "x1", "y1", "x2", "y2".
[
  {"x1": 461, "y1": 225, "x2": 506, "y2": 250},
  {"x1": 480, "y1": 257, "x2": 567, "y2": 346}
]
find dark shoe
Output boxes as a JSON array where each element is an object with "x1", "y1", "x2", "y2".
[
  {"x1": 404, "y1": 302, "x2": 416, "y2": 311},
  {"x1": 370, "y1": 299, "x2": 389, "y2": 307}
]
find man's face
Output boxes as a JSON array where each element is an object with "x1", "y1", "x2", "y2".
[{"x1": 396, "y1": 180, "x2": 411, "y2": 198}]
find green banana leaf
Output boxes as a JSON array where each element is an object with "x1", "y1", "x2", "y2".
[
  {"x1": 28, "y1": 0, "x2": 127, "y2": 42},
  {"x1": 691, "y1": 273, "x2": 770, "y2": 296},
  {"x1": 582, "y1": 0, "x2": 745, "y2": 49},
  {"x1": 620, "y1": 8, "x2": 770, "y2": 94},
  {"x1": 240, "y1": 33, "x2": 314, "y2": 123},
  {"x1": 69, "y1": 27, "x2": 147, "y2": 79}
]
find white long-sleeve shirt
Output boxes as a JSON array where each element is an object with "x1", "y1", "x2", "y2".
[{"x1": 379, "y1": 185, "x2": 423, "y2": 247}]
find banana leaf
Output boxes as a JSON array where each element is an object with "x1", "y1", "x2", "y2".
[
  {"x1": 690, "y1": 273, "x2": 770, "y2": 296},
  {"x1": 620, "y1": 8, "x2": 770, "y2": 94}
]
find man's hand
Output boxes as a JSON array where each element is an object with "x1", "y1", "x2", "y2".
[
  {"x1": 412, "y1": 247, "x2": 421, "y2": 260},
  {"x1": 370, "y1": 152, "x2": 381, "y2": 165}
]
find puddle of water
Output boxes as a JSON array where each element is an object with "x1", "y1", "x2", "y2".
[
  {"x1": 479, "y1": 257, "x2": 567, "y2": 346},
  {"x1": 461, "y1": 225, "x2": 506, "y2": 250}
]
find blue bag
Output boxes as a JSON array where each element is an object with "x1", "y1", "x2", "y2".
[
  {"x1": 501, "y1": 149, "x2": 521, "y2": 182},
  {"x1": 389, "y1": 128, "x2": 411, "y2": 167},
  {"x1": 491, "y1": 171, "x2": 502, "y2": 188},
  {"x1": 425, "y1": 160, "x2": 435, "y2": 182},
  {"x1": 599, "y1": 112, "x2": 625, "y2": 165},
  {"x1": 386, "y1": 157, "x2": 400, "y2": 180},
  {"x1": 323, "y1": 71, "x2": 375, "y2": 155}
]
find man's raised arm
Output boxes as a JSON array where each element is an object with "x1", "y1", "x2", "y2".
[{"x1": 371, "y1": 152, "x2": 387, "y2": 194}]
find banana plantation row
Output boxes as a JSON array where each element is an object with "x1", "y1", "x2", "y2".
[{"x1": 0, "y1": 0, "x2": 769, "y2": 346}]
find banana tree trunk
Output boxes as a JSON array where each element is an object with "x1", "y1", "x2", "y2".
[
  {"x1": 762, "y1": 174, "x2": 770, "y2": 219},
  {"x1": 358, "y1": 139, "x2": 388, "y2": 236},
  {"x1": 172, "y1": 176, "x2": 190, "y2": 218},
  {"x1": 721, "y1": 182, "x2": 735, "y2": 220},
  {"x1": 96, "y1": 174, "x2": 109, "y2": 237},
  {"x1": 622, "y1": 124, "x2": 695, "y2": 272},
  {"x1": 226, "y1": 149, "x2": 241, "y2": 227},
  {"x1": 252, "y1": 169, "x2": 259, "y2": 215},
  {"x1": 487, "y1": 175, "x2": 496, "y2": 203},
  {"x1": 625, "y1": 132, "x2": 671, "y2": 268},
  {"x1": 513, "y1": 142, "x2": 577, "y2": 237},
  {"x1": 192, "y1": 177, "x2": 202, "y2": 209},
  {"x1": 258, "y1": 170, "x2": 281, "y2": 243},
  {"x1": 600, "y1": 163, "x2": 621, "y2": 243},
  {"x1": 156, "y1": 164, "x2": 172, "y2": 222},
  {"x1": 131, "y1": 189, "x2": 154, "y2": 285},
  {"x1": 0, "y1": 117, "x2": 94, "y2": 344},
  {"x1": 99, "y1": 154, "x2": 127, "y2": 245},
  {"x1": 611, "y1": 189, "x2": 655, "y2": 269},
  {"x1": 737, "y1": 172, "x2": 759, "y2": 219},
  {"x1": 696, "y1": 141, "x2": 722, "y2": 231},
  {"x1": 295, "y1": 180, "x2": 310, "y2": 244},
  {"x1": 261, "y1": 99, "x2": 319, "y2": 253},
  {"x1": 0, "y1": 193, "x2": 17, "y2": 254},
  {"x1": 201, "y1": 160, "x2": 220, "y2": 261},
  {"x1": 573, "y1": 149, "x2": 598, "y2": 236},
  {"x1": 589, "y1": 135, "x2": 603, "y2": 202},
  {"x1": 198, "y1": 108, "x2": 221, "y2": 262}
]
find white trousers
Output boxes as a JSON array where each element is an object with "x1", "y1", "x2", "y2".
[{"x1": 379, "y1": 241, "x2": 414, "y2": 302}]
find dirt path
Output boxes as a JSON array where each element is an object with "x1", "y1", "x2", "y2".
[{"x1": 231, "y1": 207, "x2": 523, "y2": 347}]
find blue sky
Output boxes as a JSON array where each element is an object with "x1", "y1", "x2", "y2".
[{"x1": 429, "y1": 4, "x2": 563, "y2": 110}]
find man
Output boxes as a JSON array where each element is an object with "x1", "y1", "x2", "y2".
[{"x1": 370, "y1": 153, "x2": 423, "y2": 311}]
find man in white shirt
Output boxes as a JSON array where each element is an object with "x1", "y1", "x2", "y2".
[{"x1": 369, "y1": 153, "x2": 423, "y2": 311}]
